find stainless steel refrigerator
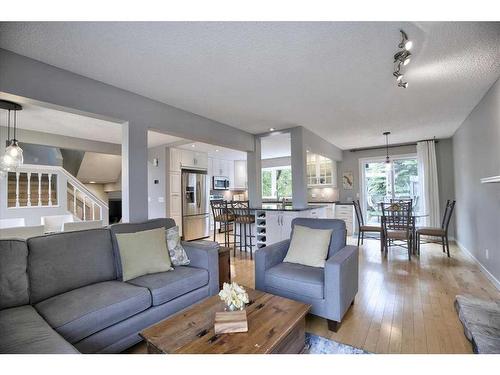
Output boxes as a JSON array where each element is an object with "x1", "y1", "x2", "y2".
[{"x1": 182, "y1": 170, "x2": 210, "y2": 241}]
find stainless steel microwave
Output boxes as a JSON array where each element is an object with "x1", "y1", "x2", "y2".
[{"x1": 212, "y1": 176, "x2": 229, "y2": 190}]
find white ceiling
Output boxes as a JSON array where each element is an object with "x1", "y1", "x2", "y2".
[
  {"x1": 261, "y1": 132, "x2": 291, "y2": 159},
  {"x1": 0, "y1": 22, "x2": 499, "y2": 149},
  {"x1": 178, "y1": 142, "x2": 246, "y2": 160},
  {"x1": 0, "y1": 102, "x2": 185, "y2": 148},
  {"x1": 77, "y1": 152, "x2": 121, "y2": 183}
]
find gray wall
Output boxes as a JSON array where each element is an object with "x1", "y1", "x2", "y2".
[
  {"x1": 337, "y1": 140, "x2": 456, "y2": 237},
  {"x1": 453, "y1": 77, "x2": 500, "y2": 285},
  {"x1": 147, "y1": 145, "x2": 167, "y2": 219},
  {"x1": 19, "y1": 142, "x2": 63, "y2": 167}
]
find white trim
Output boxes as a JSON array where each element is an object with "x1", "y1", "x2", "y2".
[
  {"x1": 455, "y1": 240, "x2": 500, "y2": 291},
  {"x1": 480, "y1": 175, "x2": 500, "y2": 183}
]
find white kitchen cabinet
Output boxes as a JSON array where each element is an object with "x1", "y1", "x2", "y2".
[
  {"x1": 264, "y1": 211, "x2": 299, "y2": 245},
  {"x1": 307, "y1": 153, "x2": 337, "y2": 187},
  {"x1": 169, "y1": 172, "x2": 181, "y2": 195},
  {"x1": 180, "y1": 149, "x2": 208, "y2": 170},
  {"x1": 334, "y1": 203, "x2": 355, "y2": 236},
  {"x1": 169, "y1": 148, "x2": 182, "y2": 172},
  {"x1": 228, "y1": 160, "x2": 235, "y2": 189},
  {"x1": 233, "y1": 160, "x2": 247, "y2": 189}
]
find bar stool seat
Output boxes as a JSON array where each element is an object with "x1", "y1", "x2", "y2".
[
  {"x1": 215, "y1": 214, "x2": 235, "y2": 222},
  {"x1": 234, "y1": 215, "x2": 255, "y2": 224}
]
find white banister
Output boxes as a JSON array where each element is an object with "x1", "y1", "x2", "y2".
[
  {"x1": 48, "y1": 173, "x2": 52, "y2": 206},
  {"x1": 15, "y1": 172, "x2": 20, "y2": 207},
  {"x1": 83, "y1": 195, "x2": 86, "y2": 220},
  {"x1": 27, "y1": 172, "x2": 31, "y2": 207},
  {"x1": 38, "y1": 173, "x2": 42, "y2": 206}
]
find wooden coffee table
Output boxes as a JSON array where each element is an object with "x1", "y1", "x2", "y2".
[{"x1": 140, "y1": 288, "x2": 311, "y2": 354}]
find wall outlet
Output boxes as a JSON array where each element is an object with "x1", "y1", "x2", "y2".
[{"x1": 485, "y1": 249, "x2": 489, "y2": 260}]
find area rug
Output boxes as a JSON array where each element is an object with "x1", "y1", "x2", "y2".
[{"x1": 304, "y1": 333, "x2": 371, "y2": 354}]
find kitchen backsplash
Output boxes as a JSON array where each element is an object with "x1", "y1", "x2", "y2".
[{"x1": 308, "y1": 187, "x2": 339, "y2": 202}]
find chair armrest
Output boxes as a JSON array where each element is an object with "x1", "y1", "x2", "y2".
[
  {"x1": 324, "y1": 245, "x2": 359, "y2": 322},
  {"x1": 181, "y1": 240, "x2": 220, "y2": 296},
  {"x1": 254, "y1": 239, "x2": 290, "y2": 291}
]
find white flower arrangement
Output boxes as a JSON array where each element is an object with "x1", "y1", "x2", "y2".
[{"x1": 218, "y1": 282, "x2": 249, "y2": 311}]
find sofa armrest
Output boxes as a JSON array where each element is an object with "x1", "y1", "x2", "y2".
[
  {"x1": 324, "y1": 245, "x2": 358, "y2": 322},
  {"x1": 181, "y1": 240, "x2": 219, "y2": 296},
  {"x1": 254, "y1": 239, "x2": 290, "y2": 291}
]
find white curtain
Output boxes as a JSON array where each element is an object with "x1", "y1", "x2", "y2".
[{"x1": 417, "y1": 140, "x2": 440, "y2": 227}]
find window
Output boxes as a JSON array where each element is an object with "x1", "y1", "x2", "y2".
[
  {"x1": 360, "y1": 155, "x2": 420, "y2": 224},
  {"x1": 262, "y1": 166, "x2": 292, "y2": 199}
]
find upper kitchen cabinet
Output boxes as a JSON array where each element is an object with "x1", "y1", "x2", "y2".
[
  {"x1": 233, "y1": 160, "x2": 247, "y2": 189},
  {"x1": 180, "y1": 149, "x2": 208, "y2": 170},
  {"x1": 212, "y1": 158, "x2": 231, "y2": 177},
  {"x1": 169, "y1": 148, "x2": 182, "y2": 172},
  {"x1": 306, "y1": 152, "x2": 337, "y2": 187}
]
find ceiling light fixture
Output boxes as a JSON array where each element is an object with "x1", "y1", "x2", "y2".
[
  {"x1": 0, "y1": 100, "x2": 24, "y2": 177},
  {"x1": 191, "y1": 144, "x2": 195, "y2": 148},
  {"x1": 269, "y1": 128, "x2": 275, "y2": 132},
  {"x1": 383, "y1": 131, "x2": 391, "y2": 169},
  {"x1": 393, "y1": 30, "x2": 413, "y2": 89}
]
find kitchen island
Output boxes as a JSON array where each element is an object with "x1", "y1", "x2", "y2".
[{"x1": 233, "y1": 204, "x2": 327, "y2": 251}]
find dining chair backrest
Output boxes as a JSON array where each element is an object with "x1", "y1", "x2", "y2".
[
  {"x1": 230, "y1": 200, "x2": 251, "y2": 218},
  {"x1": 353, "y1": 200, "x2": 365, "y2": 227},
  {"x1": 210, "y1": 200, "x2": 229, "y2": 221},
  {"x1": 381, "y1": 201, "x2": 412, "y2": 233},
  {"x1": 390, "y1": 197, "x2": 413, "y2": 207},
  {"x1": 441, "y1": 200, "x2": 456, "y2": 232}
]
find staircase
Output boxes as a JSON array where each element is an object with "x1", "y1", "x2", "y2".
[{"x1": 2, "y1": 164, "x2": 109, "y2": 225}]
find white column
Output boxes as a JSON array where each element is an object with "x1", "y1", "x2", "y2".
[
  {"x1": 247, "y1": 136, "x2": 262, "y2": 208},
  {"x1": 290, "y1": 127, "x2": 308, "y2": 209},
  {"x1": 27, "y1": 172, "x2": 31, "y2": 206},
  {"x1": 122, "y1": 122, "x2": 148, "y2": 222},
  {"x1": 38, "y1": 174, "x2": 42, "y2": 206},
  {"x1": 15, "y1": 172, "x2": 20, "y2": 207},
  {"x1": 48, "y1": 173, "x2": 52, "y2": 206}
]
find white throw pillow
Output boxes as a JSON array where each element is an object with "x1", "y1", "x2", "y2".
[
  {"x1": 283, "y1": 225, "x2": 332, "y2": 268},
  {"x1": 115, "y1": 227, "x2": 173, "y2": 281},
  {"x1": 166, "y1": 226, "x2": 190, "y2": 266}
]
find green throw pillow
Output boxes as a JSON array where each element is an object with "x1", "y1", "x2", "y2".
[{"x1": 115, "y1": 227, "x2": 173, "y2": 281}]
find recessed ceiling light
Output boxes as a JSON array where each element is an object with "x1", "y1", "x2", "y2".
[
  {"x1": 191, "y1": 144, "x2": 195, "y2": 147},
  {"x1": 269, "y1": 128, "x2": 275, "y2": 132},
  {"x1": 215, "y1": 149, "x2": 219, "y2": 152},
  {"x1": 89, "y1": 181, "x2": 96, "y2": 184},
  {"x1": 404, "y1": 40, "x2": 413, "y2": 51}
]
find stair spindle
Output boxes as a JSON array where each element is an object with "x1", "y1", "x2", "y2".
[
  {"x1": 73, "y1": 186, "x2": 77, "y2": 215},
  {"x1": 38, "y1": 173, "x2": 42, "y2": 206},
  {"x1": 15, "y1": 172, "x2": 20, "y2": 208},
  {"x1": 83, "y1": 195, "x2": 86, "y2": 220},
  {"x1": 92, "y1": 201, "x2": 95, "y2": 220},
  {"x1": 48, "y1": 174, "x2": 52, "y2": 206},
  {"x1": 27, "y1": 172, "x2": 31, "y2": 207}
]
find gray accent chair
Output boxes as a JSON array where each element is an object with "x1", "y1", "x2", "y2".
[
  {"x1": 255, "y1": 218, "x2": 358, "y2": 332},
  {"x1": 0, "y1": 218, "x2": 219, "y2": 354}
]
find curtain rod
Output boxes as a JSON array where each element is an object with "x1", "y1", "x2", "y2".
[{"x1": 349, "y1": 138, "x2": 438, "y2": 152}]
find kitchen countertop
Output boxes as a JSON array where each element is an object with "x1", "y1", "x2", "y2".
[{"x1": 250, "y1": 204, "x2": 327, "y2": 211}]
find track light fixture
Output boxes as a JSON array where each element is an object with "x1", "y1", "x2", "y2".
[{"x1": 393, "y1": 30, "x2": 413, "y2": 88}]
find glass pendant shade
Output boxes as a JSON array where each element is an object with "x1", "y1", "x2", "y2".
[{"x1": 4, "y1": 140, "x2": 24, "y2": 168}]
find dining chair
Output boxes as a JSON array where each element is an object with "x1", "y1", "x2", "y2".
[
  {"x1": 416, "y1": 200, "x2": 456, "y2": 257},
  {"x1": 353, "y1": 200, "x2": 383, "y2": 251},
  {"x1": 230, "y1": 200, "x2": 255, "y2": 259},
  {"x1": 381, "y1": 201, "x2": 413, "y2": 260},
  {"x1": 210, "y1": 200, "x2": 234, "y2": 247}
]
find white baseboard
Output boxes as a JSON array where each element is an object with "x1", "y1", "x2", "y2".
[{"x1": 455, "y1": 240, "x2": 500, "y2": 291}]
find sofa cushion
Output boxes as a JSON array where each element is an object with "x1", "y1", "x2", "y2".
[
  {"x1": 35, "y1": 281, "x2": 151, "y2": 344},
  {"x1": 291, "y1": 218, "x2": 346, "y2": 257},
  {"x1": 110, "y1": 218, "x2": 176, "y2": 280},
  {"x1": 265, "y1": 262, "x2": 324, "y2": 299},
  {"x1": 0, "y1": 239, "x2": 29, "y2": 310},
  {"x1": 128, "y1": 266, "x2": 209, "y2": 306},
  {"x1": 0, "y1": 305, "x2": 78, "y2": 353},
  {"x1": 27, "y1": 228, "x2": 116, "y2": 304}
]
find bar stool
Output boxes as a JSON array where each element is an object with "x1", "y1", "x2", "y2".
[
  {"x1": 230, "y1": 200, "x2": 255, "y2": 260},
  {"x1": 210, "y1": 200, "x2": 234, "y2": 247}
]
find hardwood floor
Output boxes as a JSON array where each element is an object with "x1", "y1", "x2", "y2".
[{"x1": 225, "y1": 233, "x2": 500, "y2": 354}]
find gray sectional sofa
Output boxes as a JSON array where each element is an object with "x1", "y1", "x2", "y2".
[{"x1": 0, "y1": 218, "x2": 219, "y2": 354}]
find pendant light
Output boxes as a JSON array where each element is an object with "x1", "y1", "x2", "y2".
[
  {"x1": 0, "y1": 100, "x2": 24, "y2": 175},
  {"x1": 383, "y1": 131, "x2": 391, "y2": 171}
]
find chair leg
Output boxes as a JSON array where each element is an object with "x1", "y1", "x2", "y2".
[
  {"x1": 361, "y1": 232, "x2": 364, "y2": 244},
  {"x1": 445, "y1": 235, "x2": 450, "y2": 258},
  {"x1": 357, "y1": 230, "x2": 361, "y2": 247},
  {"x1": 213, "y1": 222, "x2": 217, "y2": 242},
  {"x1": 441, "y1": 237, "x2": 446, "y2": 253},
  {"x1": 327, "y1": 320, "x2": 340, "y2": 332},
  {"x1": 249, "y1": 224, "x2": 253, "y2": 260},
  {"x1": 233, "y1": 222, "x2": 237, "y2": 256}
]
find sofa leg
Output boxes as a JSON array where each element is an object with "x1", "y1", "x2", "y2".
[{"x1": 327, "y1": 319, "x2": 341, "y2": 332}]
